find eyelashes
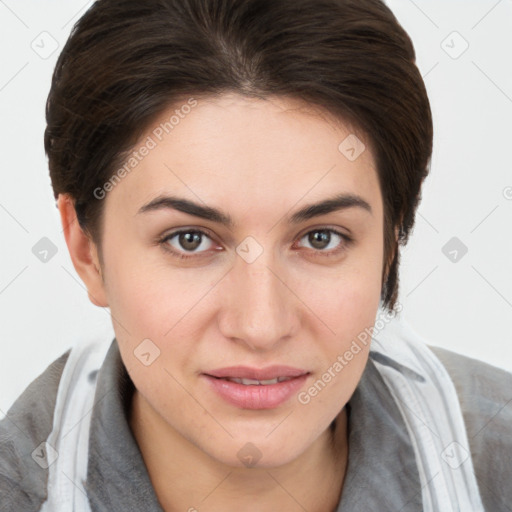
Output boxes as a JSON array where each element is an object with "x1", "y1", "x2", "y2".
[
  {"x1": 158, "y1": 227, "x2": 354, "y2": 261},
  {"x1": 160, "y1": 229, "x2": 215, "y2": 259}
]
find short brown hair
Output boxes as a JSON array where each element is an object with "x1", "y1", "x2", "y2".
[{"x1": 44, "y1": 0, "x2": 433, "y2": 313}]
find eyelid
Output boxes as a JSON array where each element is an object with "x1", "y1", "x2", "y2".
[
  {"x1": 296, "y1": 224, "x2": 352, "y2": 241},
  {"x1": 160, "y1": 226, "x2": 217, "y2": 242}
]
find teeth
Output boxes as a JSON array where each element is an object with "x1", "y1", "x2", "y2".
[
  {"x1": 258, "y1": 378, "x2": 279, "y2": 385},
  {"x1": 224, "y1": 376, "x2": 294, "y2": 385}
]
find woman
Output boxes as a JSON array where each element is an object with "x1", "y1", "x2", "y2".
[{"x1": 1, "y1": 0, "x2": 511, "y2": 511}]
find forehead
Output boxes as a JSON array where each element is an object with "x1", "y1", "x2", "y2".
[{"x1": 106, "y1": 93, "x2": 381, "y2": 222}]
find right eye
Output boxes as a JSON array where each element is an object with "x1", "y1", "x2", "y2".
[{"x1": 159, "y1": 228, "x2": 218, "y2": 259}]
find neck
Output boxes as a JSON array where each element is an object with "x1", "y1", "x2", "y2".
[{"x1": 129, "y1": 391, "x2": 349, "y2": 512}]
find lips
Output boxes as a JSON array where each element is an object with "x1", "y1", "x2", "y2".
[
  {"x1": 205, "y1": 365, "x2": 309, "y2": 381},
  {"x1": 220, "y1": 376, "x2": 294, "y2": 385},
  {"x1": 202, "y1": 365, "x2": 310, "y2": 409}
]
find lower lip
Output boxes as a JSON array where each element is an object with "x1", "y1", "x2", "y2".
[{"x1": 202, "y1": 374, "x2": 310, "y2": 410}]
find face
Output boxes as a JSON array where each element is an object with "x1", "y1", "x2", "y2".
[{"x1": 96, "y1": 93, "x2": 385, "y2": 468}]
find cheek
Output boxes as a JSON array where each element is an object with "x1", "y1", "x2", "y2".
[
  {"x1": 302, "y1": 289, "x2": 377, "y2": 425},
  {"x1": 317, "y1": 280, "x2": 378, "y2": 378},
  {"x1": 100, "y1": 242, "x2": 172, "y2": 348},
  {"x1": 310, "y1": 244, "x2": 383, "y2": 337},
  {"x1": 101, "y1": 227, "x2": 172, "y2": 318},
  {"x1": 103, "y1": 246, "x2": 219, "y2": 368},
  {"x1": 306, "y1": 236, "x2": 382, "y2": 394}
]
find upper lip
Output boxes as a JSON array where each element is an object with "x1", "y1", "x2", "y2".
[{"x1": 205, "y1": 365, "x2": 309, "y2": 380}]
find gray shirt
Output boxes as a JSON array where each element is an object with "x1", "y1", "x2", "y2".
[{"x1": 1, "y1": 338, "x2": 511, "y2": 511}]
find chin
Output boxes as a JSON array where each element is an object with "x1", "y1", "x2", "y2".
[{"x1": 205, "y1": 432, "x2": 313, "y2": 470}]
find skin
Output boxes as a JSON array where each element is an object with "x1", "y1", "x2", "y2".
[{"x1": 58, "y1": 93, "x2": 391, "y2": 512}]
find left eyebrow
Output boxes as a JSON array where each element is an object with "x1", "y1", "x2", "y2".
[
  {"x1": 288, "y1": 193, "x2": 373, "y2": 223},
  {"x1": 136, "y1": 192, "x2": 372, "y2": 228}
]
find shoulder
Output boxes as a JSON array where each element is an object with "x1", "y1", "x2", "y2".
[
  {"x1": 0, "y1": 348, "x2": 71, "y2": 511},
  {"x1": 427, "y1": 344, "x2": 512, "y2": 511}
]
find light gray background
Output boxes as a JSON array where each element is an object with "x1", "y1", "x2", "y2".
[{"x1": 1, "y1": 0, "x2": 511, "y2": 417}]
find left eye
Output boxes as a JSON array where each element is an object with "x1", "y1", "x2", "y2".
[{"x1": 296, "y1": 228, "x2": 349, "y2": 253}]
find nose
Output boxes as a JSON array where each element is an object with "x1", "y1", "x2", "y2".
[{"x1": 217, "y1": 248, "x2": 299, "y2": 352}]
